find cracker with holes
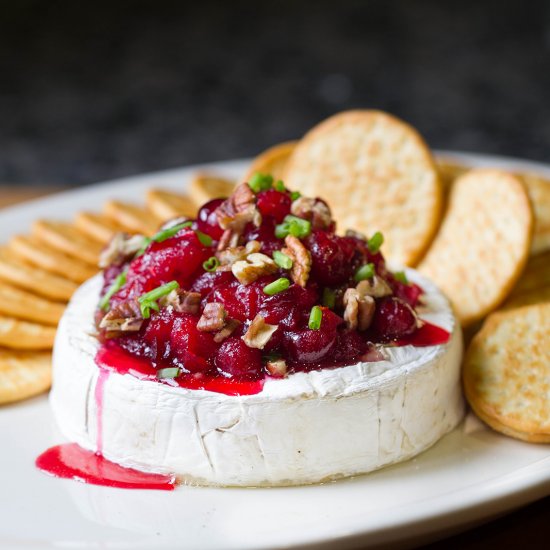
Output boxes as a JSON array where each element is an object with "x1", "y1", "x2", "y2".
[
  {"x1": 244, "y1": 141, "x2": 297, "y2": 183},
  {"x1": 0, "y1": 349, "x2": 52, "y2": 405},
  {"x1": 419, "y1": 169, "x2": 533, "y2": 326},
  {"x1": 463, "y1": 302, "x2": 550, "y2": 442},
  {"x1": 284, "y1": 110, "x2": 443, "y2": 266}
]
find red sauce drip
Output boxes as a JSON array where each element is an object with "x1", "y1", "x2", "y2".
[
  {"x1": 95, "y1": 342, "x2": 264, "y2": 396},
  {"x1": 35, "y1": 443, "x2": 176, "y2": 490},
  {"x1": 395, "y1": 321, "x2": 451, "y2": 347}
]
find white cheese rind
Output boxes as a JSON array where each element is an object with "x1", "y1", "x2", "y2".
[{"x1": 50, "y1": 271, "x2": 464, "y2": 486}]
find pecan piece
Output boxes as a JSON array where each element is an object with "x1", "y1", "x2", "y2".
[
  {"x1": 232, "y1": 253, "x2": 277, "y2": 285},
  {"x1": 216, "y1": 228, "x2": 240, "y2": 253},
  {"x1": 344, "y1": 229, "x2": 367, "y2": 241},
  {"x1": 343, "y1": 289, "x2": 375, "y2": 331},
  {"x1": 213, "y1": 318, "x2": 241, "y2": 343},
  {"x1": 290, "y1": 197, "x2": 332, "y2": 230},
  {"x1": 215, "y1": 183, "x2": 261, "y2": 232},
  {"x1": 159, "y1": 289, "x2": 201, "y2": 314},
  {"x1": 266, "y1": 358, "x2": 287, "y2": 378},
  {"x1": 356, "y1": 276, "x2": 393, "y2": 298},
  {"x1": 197, "y1": 302, "x2": 227, "y2": 332},
  {"x1": 282, "y1": 235, "x2": 312, "y2": 287},
  {"x1": 99, "y1": 232, "x2": 148, "y2": 268},
  {"x1": 242, "y1": 315, "x2": 278, "y2": 349},
  {"x1": 217, "y1": 240, "x2": 261, "y2": 270},
  {"x1": 99, "y1": 299, "x2": 143, "y2": 337}
]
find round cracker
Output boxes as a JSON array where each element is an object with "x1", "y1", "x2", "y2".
[
  {"x1": 0, "y1": 349, "x2": 51, "y2": 405},
  {"x1": 74, "y1": 211, "x2": 125, "y2": 244},
  {"x1": 243, "y1": 141, "x2": 297, "y2": 183},
  {"x1": 103, "y1": 201, "x2": 160, "y2": 237},
  {"x1": 519, "y1": 173, "x2": 550, "y2": 255},
  {"x1": 284, "y1": 110, "x2": 442, "y2": 266},
  {"x1": 188, "y1": 173, "x2": 235, "y2": 205},
  {"x1": 0, "y1": 281, "x2": 65, "y2": 325},
  {"x1": 0, "y1": 315, "x2": 56, "y2": 350},
  {"x1": 419, "y1": 169, "x2": 533, "y2": 326},
  {"x1": 463, "y1": 303, "x2": 550, "y2": 443},
  {"x1": 146, "y1": 188, "x2": 197, "y2": 221}
]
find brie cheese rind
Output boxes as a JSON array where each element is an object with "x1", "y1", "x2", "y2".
[{"x1": 50, "y1": 270, "x2": 464, "y2": 487}]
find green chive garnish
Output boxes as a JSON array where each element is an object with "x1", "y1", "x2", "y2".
[
  {"x1": 290, "y1": 191, "x2": 301, "y2": 201},
  {"x1": 322, "y1": 288, "x2": 335, "y2": 309},
  {"x1": 394, "y1": 271, "x2": 409, "y2": 285},
  {"x1": 263, "y1": 277, "x2": 290, "y2": 295},
  {"x1": 196, "y1": 230, "x2": 213, "y2": 247},
  {"x1": 203, "y1": 256, "x2": 220, "y2": 272},
  {"x1": 308, "y1": 305, "x2": 323, "y2": 330},
  {"x1": 273, "y1": 250, "x2": 293, "y2": 270},
  {"x1": 354, "y1": 263, "x2": 375, "y2": 282},
  {"x1": 136, "y1": 221, "x2": 193, "y2": 256},
  {"x1": 367, "y1": 231, "x2": 384, "y2": 253},
  {"x1": 248, "y1": 172, "x2": 274, "y2": 193},
  {"x1": 275, "y1": 215, "x2": 311, "y2": 239},
  {"x1": 157, "y1": 367, "x2": 181, "y2": 379},
  {"x1": 138, "y1": 280, "x2": 180, "y2": 318},
  {"x1": 274, "y1": 180, "x2": 286, "y2": 192},
  {"x1": 99, "y1": 269, "x2": 127, "y2": 311}
]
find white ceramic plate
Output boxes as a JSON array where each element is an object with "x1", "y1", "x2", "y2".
[{"x1": 1, "y1": 152, "x2": 549, "y2": 550}]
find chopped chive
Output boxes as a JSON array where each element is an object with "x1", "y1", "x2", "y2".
[
  {"x1": 136, "y1": 221, "x2": 193, "y2": 256},
  {"x1": 157, "y1": 367, "x2": 181, "y2": 379},
  {"x1": 196, "y1": 230, "x2": 213, "y2": 247},
  {"x1": 322, "y1": 288, "x2": 336, "y2": 309},
  {"x1": 263, "y1": 277, "x2": 290, "y2": 295},
  {"x1": 308, "y1": 305, "x2": 323, "y2": 330},
  {"x1": 394, "y1": 271, "x2": 409, "y2": 285},
  {"x1": 367, "y1": 231, "x2": 384, "y2": 253},
  {"x1": 290, "y1": 191, "x2": 301, "y2": 201},
  {"x1": 275, "y1": 215, "x2": 311, "y2": 239},
  {"x1": 99, "y1": 269, "x2": 127, "y2": 311},
  {"x1": 354, "y1": 263, "x2": 375, "y2": 282},
  {"x1": 138, "y1": 280, "x2": 180, "y2": 318},
  {"x1": 273, "y1": 250, "x2": 293, "y2": 270},
  {"x1": 248, "y1": 172, "x2": 274, "y2": 193},
  {"x1": 274, "y1": 180, "x2": 286, "y2": 192},
  {"x1": 203, "y1": 256, "x2": 220, "y2": 272}
]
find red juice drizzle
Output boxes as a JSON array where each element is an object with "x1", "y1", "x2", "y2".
[
  {"x1": 95, "y1": 341, "x2": 264, "y2": 396},
  {"x1": 35, "y1": 443, "x2": 176, "y2": 490},
  {"x1": 395, "y1": 321, "x2": 450, "y2": 347}
]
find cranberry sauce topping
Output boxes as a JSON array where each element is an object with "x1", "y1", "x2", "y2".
[{"x1": 95, "y1": 176, "x2": 449, "y2": 390}]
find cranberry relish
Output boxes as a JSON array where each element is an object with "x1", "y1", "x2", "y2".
[{"x1": 96, "y1": 174, "x2": 425, "y2": 384}]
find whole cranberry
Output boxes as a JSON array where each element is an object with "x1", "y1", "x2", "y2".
[
  {"x1": 306, "y1": 230, "x2": 357, "y2": 286},
  {"x1": 256, "y1": 189, "x2": 292, "y2": 223},
  {"x1": 243, "y1": 217, "x2": 281, "y2": 256},
  {"x1": 196, "y1": 198, "x2": 225, "y2": 240},
  {"x1": 372, "y1": 297, "x2": 418, "y2": 339},
  {"x1": 215, "y1": 337, "x2": 263, "y2": 379}
]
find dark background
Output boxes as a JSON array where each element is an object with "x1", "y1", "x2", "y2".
[{"x1": 1, "y1": 0, "x2": 550, "y2": 185}]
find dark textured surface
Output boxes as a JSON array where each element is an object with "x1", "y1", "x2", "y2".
[{"x1": 1, "y1": 0, "x2": 550, "y2": 185}]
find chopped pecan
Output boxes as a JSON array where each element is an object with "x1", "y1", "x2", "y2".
[
  {"x1": 232, "y1": 253, "x2": 277, "y2": 285},
  {"x1": 159, "y1": 289, "x2": 201, "y2": 314},
  {"x1": 99, "y1": 233, "x2": 148, "y2": 268},
  {"x1": 217, "y1": 228, "x2": 240, "y2": 253},
  {"x1": 242, "y1": 315, "x2": 278, "y2": 349},
  {"x1": 343, "y1": 289, "x2": 375, "y2": 331},
  {"x1": 215, "y1": 183, "x2": 261, "y2": 232},
  {"x1": 197, "y1": 302, "x2": 227, "y2": 332},
  {"x1": 356, "y1": 276, "x2": 393, "y2": 298},
  {"x1": 217, "y1": 240, "x2": 261, "y2": 270},
  {"x1": 213, "y1": 318, "x2": 241, "y2": 343},
  {"x1": 345, "y1": 229, "x2": 367, "y2": 241},
  {"x1": 99, "y1": 299, "x2": 143, "y2": 337},
  {"x1": 266, "y1": 358, "x2": 287, "y2": 378},
  {"x1": 290, "y1": 197, "x2": 332, "y2": 230},
  {"x1": 282, "y1": 235, "x2": 312, "y2": 287}
]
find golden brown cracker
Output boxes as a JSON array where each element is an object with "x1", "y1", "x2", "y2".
[
  {"x1": 188, "y1": 173, "x2": 235, "y2": 205},
  {"x1": 146, "y1": 188, "x2": 197, "y2": 221},
  {"x1": 32, "y1": 219, "x2": 102, "y2": 266},
  {"x1": 436, "y1": 158, "x2": 468, "y2": 196},
  {"x1": 103, "y1": 200, "x2": 160, "y2": 237},
  {"x1": 9, "y1": 234, "x2": 97, "y2": 284},
  {"x1": 519, "y1": 173, "x2": 550, "y2": 255},
  {"x1": 0, "y1": 281, "x2": 65, "y2": 326},
  {"x1": 0, "y1": 316, "x2": 56, "y2": 350},
  {"x1": 0, "y1": 349, "x2": 51, "y2": 405},
  {"x1": 419, "y1": 169, "x2": 533, "y2": 326},
  {"x1": 74, "y1": 211, "x2": 125, "y2": 244},
  {"x1": 244, "y1": 141, "x2": 297, "y2": 183},
  {"x1": 463, "y1": 303, "x2": 550, "y2": 443},
  {"x1": 284, "y1": 110, "x2": 443, "y2": 266},
  {"x1": 0, "y1": 248, "x2": 76, "y2": 301}
]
